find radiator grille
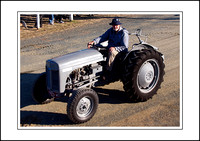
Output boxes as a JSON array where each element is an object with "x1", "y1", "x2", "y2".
[
  {"x1": 51, "y1": 70, "x2": 59, "y2": 90},
  {"x1": 46, "y1": 66, "x2": 59, "y2": 91}
]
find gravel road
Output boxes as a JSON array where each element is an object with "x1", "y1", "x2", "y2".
[{"x1": 20, "y1": 14, "x2": 180, "y2": 127}]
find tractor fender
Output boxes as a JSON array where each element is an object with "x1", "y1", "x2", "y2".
[{"x1": 123, "y1": 43, "x2": 164, "y2": 62}]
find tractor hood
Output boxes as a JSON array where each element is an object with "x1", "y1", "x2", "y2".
[{"x1": 46, "y1": 48, "x2": 104, "y2": 72}]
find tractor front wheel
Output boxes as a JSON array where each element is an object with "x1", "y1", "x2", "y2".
[{"x1": 67, "y1": 89, "x2": 99, "y2": 124}]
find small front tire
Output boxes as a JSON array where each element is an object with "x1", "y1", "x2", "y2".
[{"x1": 67, "y1": 89, "x2": 99, "y2": 124}]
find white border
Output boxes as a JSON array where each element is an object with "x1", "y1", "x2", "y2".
[{"x1": 1, "y1": 1, "x2": 199, "y2": 140}]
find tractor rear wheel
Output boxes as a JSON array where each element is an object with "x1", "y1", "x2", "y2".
[{"x1": 122, "y1": 48, "x2": 165, "y2": 102}]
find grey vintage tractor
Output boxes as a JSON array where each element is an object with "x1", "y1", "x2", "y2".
[{"x1": 33, "y1": 29, "x2": 165, "y2": 124}]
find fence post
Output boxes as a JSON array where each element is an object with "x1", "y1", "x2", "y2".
[
  {"x1": 69, "y1": 14, "x2": 73, "y2": 21},
  {"x1": 37, "y1": 14, "x2": 40, "y2": 29}
]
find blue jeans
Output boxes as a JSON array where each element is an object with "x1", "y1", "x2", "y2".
[{"x1": 49, "y1": 14, "x2": 54, "y2": 24}]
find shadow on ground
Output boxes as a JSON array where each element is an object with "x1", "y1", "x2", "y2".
[
  {"x1": 20, "y1": 72, "x2": 130, "y2": 126},
  {"x1": 20, "y1": 73, "x2": 129, "y2": 108},
  {"x1": 20, "y1": 73, "x2": 42, "y2": 108},
  {"x1": 20, "y1": 110, "x2": 72, "y2": 126}
]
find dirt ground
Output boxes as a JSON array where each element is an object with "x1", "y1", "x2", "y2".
[{"x1": 20, "y1": 14, "x2": 180, "y2": 127}]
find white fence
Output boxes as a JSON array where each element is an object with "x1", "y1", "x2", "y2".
[{"x1": 36, "y1": 14, "x2": 73, "y2": 29}]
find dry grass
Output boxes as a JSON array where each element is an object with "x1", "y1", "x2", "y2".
[
  {"x1": 20, "y1": 14, "x2": 130, "y2": 40},
  {"x1": 20, "y1": 18, "x2": 102, "y2": 40}
]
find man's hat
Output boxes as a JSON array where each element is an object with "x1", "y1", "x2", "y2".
[{"x1": 109, "y1": 18, "x2": 122, "y2": 25}]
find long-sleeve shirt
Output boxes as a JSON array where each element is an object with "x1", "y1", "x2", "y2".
[{"x1": 93, "y1": 27, "x2": 129, "y2": 52}]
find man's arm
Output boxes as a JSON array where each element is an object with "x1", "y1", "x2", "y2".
[
  {"x1": 88, "y1": 28, "x2": 110, "y2": 48},
  {"x1": 93, "y1": 28, "x2": 110, "y2": 45}
]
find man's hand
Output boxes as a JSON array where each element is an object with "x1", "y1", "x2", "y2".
[
  {"x1": 109, "y1": 47, "x2": 116, "y2": 52},
  {"x1": 87, "y1": 41, "x2": 95, "y2": 48}
]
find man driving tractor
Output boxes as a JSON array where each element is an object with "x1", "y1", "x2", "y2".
[
  {"x1": 33, "y1": 17, "x2": 165, "y2": 124},
  {"x1": 87, "y1": 18, "x2": 129, "y2": 76}
]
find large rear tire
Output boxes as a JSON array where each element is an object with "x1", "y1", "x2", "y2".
[
  {"x1": 122, "y1": 48, "x2": 165, "y2": 102},
  {"x1": 67, "y1": 89, "x2": 99, "y2": 124},
  {"x1": 32, "y1": 73, "x2": 54, "y2": 104}
]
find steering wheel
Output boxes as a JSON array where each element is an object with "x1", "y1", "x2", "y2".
[{"x1": 91, "y1": 44, "x2": 107, "y2": 51}]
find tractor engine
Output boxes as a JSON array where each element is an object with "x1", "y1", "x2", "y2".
[{"x1": 66, "y1": 63, "x2": 103, "y2": 90}]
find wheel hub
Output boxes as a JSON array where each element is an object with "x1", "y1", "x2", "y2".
[
  {"x1": 76, "y1": 97, "x2": 92, "y2": 117},
  {"x1": 138, "y1": 62, "x2": 154, "y2": 88},
  {"x1": 137, "y1": 59, "x2": 160, "y2": 93},
  {"x1": 145, "y1": 71, "x2": 154, "y2": 82}
]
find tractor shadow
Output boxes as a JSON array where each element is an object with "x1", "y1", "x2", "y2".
[
  {"x1": 56, "y1": 87, "x2": 130, "y2": 104},
  {"x1": 20, "y1": 73, "x2": 42, "y2": 108},
  {"x1": 20, "y1": 72, "x2": 73, "y2": 126},
  {"x1": 20, "y1": 73, "x2": 131, "y2": 126},
  {"x1": 20, "y1": 110, "x2": 72, "y2": 126},
  {"x1": 93, "y1": 87, "x2": 130, "y2": 104},
  {"x1": 20, "y1": 72, "x2": 130, "y2": 108}
]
